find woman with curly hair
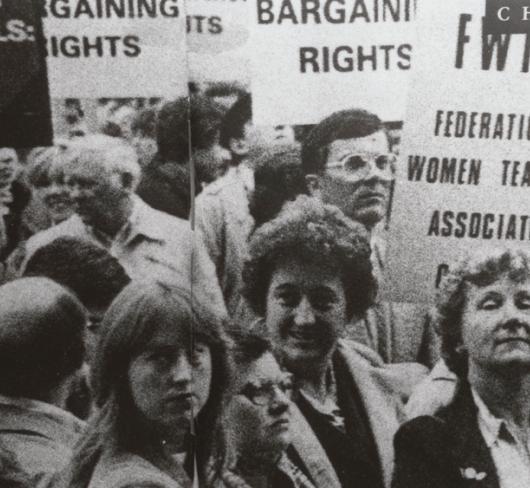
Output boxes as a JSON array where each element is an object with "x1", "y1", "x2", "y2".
[
  {"x1": 394, "y1": 247, "x2": 530, "y2": 488},
  {"x1": 52, "y1": 281, "x2": 230, "y2": 488},
  {"x1": 241, "y1": 195, "x2": 426, "y2": 488}
]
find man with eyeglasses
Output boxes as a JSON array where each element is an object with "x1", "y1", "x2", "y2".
[{"x1": 302, "y1": 109, "x2": 438, "y2": 366}]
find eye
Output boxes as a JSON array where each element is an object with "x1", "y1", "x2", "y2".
[
  {"x1": 277, "y1": 290, "x2": 300, "y2": 308},
  {"x1": 518, "y1": 295, "x2": 530, "y2": 310},
  {"x1": 279, "y1": 377, "x2": 294, "y2": 396},
  {"x1": 480, "y1": 298, "x2": 501, "y2": 310},
  {"x1": 149, "y1": 350, "x2": 173, "y2": 367},
  {"x1": 343, "y1": 155, "x2": 365, "y2": 171},
  {"x1": 375, "y1": 154, "x2": 391, "y2": 170},
  {"x1": 310, "y1": 292, "x2": 336, "y2": 311},
  {"x1": 191, "y1": 343, "x2": 209, "y2": 367}
]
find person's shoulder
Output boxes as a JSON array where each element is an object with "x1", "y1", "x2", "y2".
[
  {"x1": 337, "y1": 339, "x2": 429, "y2": 403},
  {"x1": 140, "y1": 200, "x2": 191, "y2": 230},
  {"x1": 89, "y1": 451, "x2": 186, "y2": 488},
  {"x1": 24, "y1": 216, "x2": 85, "y2": 255},
  {"x1": 199, "y1": 168, "x2": 247, "y2": 199},
  {"x1": 338, "y1": 338, "x2": 386, "y2": 366}
]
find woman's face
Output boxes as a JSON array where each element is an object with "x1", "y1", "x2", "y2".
[
  {"x1": 34, "y1": 175, "x2": 73, "y2": 224},
  {"x1": 128, "y1": 324, "x2": 212, "y2": 445},
  {"x1": 228, "y1": 352, "x2": 293, "y2": 456}
]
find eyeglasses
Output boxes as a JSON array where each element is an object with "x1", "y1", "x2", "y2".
[
  {"x1": 86, "y1": 315, "x2": 103, "y2": 333},
  {"x1": 239, "y1": 376, "x2": 294, "y2": 406},
  {"x1": 326, "y1": 152, "x2": 395, "y2": 177}
]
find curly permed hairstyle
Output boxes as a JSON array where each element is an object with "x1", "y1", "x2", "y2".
[
  {"x1": 242, "y1": 195, "x2": 376, "y2": 321},
  {"x1": 436, "y1": 247, "x2": 530, "y2": 378}
]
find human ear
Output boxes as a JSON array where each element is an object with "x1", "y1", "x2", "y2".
[
  {"x1": 305, "y1": 174, "x2": 321, "y2": 197},
  {"x1": 120, "y1": 172, "x2": 135, "y2": 191}
]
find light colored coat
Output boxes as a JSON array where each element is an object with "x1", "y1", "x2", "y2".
[
  {"x1": 289, "y1": 340, "x2": 428, "y2": 488},
  {"x1": 195, "y1": 165, "x2": 254, "y2": 317},
  {"x1": 88, "y1": 450, "x2": 191, "y2": 488},
  {"x1": 20, "y1": 196, "x2": 226, "y2": 315}
]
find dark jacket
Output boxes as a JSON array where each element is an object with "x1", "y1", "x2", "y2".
[{"x1": 393, "y1": 383, "x2": 500, "y2": 488}]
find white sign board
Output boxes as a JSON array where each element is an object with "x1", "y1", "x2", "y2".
[
  {"x1": 187, "y1": 0, "x2": 251, "y2": 84},
  {"x1": 42, "y1": 0, "x2": 188, "y2": 98},
  {"x1": 387, "y1": 0, "x2": 530, "y2": 303},
  {"x1": 249, "y1": 0, "x2": 416, "y2": 125}
]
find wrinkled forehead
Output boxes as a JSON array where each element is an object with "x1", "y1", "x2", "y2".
[
  {"x1": 63, "y1": 148, "x2": 114, "y2": 179},
  {"x1": 0, "y1": 148, "x2": 18, "y2": 164},
  {"x1": 464, "y1": 272, "x2": 530, "y2": 301}
]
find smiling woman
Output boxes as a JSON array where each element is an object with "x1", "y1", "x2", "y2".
[{"x1": 52, "y1": 280, "x2": 230, "y2": 488}]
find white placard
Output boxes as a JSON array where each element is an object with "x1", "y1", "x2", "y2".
[
  {"x1": 386, "y1": 0, "x2": 530, "y2": 303},
  {"x1": 249, "y1": 0, "x2": 416, "y2": 125},
  {"x1": 186, "y1": 0, "x2": 251, "y2": 84},
  {"x1": 43, "y1": 0, "x2": 188, "y2": 98}
]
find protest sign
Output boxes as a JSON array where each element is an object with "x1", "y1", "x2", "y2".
[
  {"x1": 249, "y1": 0, "x2": 416, "y2": 125},
  {"x1": 0, "y1": 0, "x2": 53, "y2": 146},
  {"x1": 42, "y1": 0, "x2": 188, "y2": 98},
  {"x1": 186, "y1": 0, "x2": 250, "y2": 84},
  {"x1": 386, "y1": 0, "x2": 530, "y2": 303}
]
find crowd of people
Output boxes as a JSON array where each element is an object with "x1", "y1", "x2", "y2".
[{"x1": 0, "y1": 87, "x2": 528, "y2": 488}]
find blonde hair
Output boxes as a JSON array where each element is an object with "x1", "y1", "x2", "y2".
[{"x1": 66, "y1": 135, "x2": 141, "y2": 189}]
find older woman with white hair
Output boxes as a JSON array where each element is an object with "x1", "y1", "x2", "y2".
[{"x1": 394, "y1": 247, "x2": 530, "y2": 488}]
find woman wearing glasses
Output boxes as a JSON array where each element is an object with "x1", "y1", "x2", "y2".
[
  {"x1": 53, "y1": 281, "x2": 230, "y2": 488},
  {"x1": 211, "y1": 332, "x2": 315, "y2": 488}
]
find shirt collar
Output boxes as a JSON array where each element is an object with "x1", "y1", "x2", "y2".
[
  {"x1": 89, "y1": 195, "x2": 166, "y2": 246},
  {"x1": 471, "y1": 388, "x2": 511, "y2": 448},
  {"x1": 298, "y1": 365, "x2": 345, "y2": 431},
  {"x1": 227, "y1": 163, "x2": 254, "y2": 192}
]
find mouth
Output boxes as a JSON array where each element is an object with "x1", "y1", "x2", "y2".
[
  {"x1": 165, "y1": 392, "x2": 194, "y2": 409},
  {"x1": 287, "y1": 327, "x2": 320, "y2": 345},
  {"x1": 45, "y1": 197, "x2": 71, "y2": 211},
  {"x1": 270, "y1": 418, "x2": 290, "y2": 430},
  {"x1": 357, "y1": 191, "x2": 385, "y2": 202},
  {"x1": 496, "y1": 337, "x2": 530, "y2": 346}
]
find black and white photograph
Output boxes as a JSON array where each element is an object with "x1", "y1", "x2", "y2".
[{"x1": 0, "y1": 1, "x2": 530, "y2": 487}]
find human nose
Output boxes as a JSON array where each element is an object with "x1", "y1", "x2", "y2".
[
  {"x1": 170, "y1": 353, "x2": 192, "y2": 385},
  {"x1": 501, "y1": 301, "x2": 529, "y2": 328},
  {"x1": 269, "y1": 386, "x2": 290, "y2": 415},
  {"x1": 49, "y1": 181, "x2": 63, "y2": 194},
  {"x1": 365, "y1": 158, "x2": 393, "y2": 183},
  {"x1": 293, "y1": 296, "x2": 316, "y2": 326},
  {"x1": 68, "y1": 183, "x2": 83, "y2": 200}
]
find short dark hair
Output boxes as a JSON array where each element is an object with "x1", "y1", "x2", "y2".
[
  {"x1": 219, "y1": 93, "x2": 252, "y2": 149},
  {"x1": 156, "y1": 95, "x2": 224, "y2": 163},
  {"x1": 243, "y1": 195, "x2": 376, "y2": 321},
  {"x1": 24, "y1": 237, "x2": 130, "y2": 310},
  {"x1": 301, "y1": 109, "x2": 389, "y2": 175},
  {"x1": 249, "y1": 146, "x2": 309, "y2": 229},
  {"x1": 204, "y1": 81, "x2": 247, "y2": 100},
  {"x1": 0, "y1": 278, "x2": 85, "y2": 399},
  {"x1": 131, "y1": 108, "x2": 157, "y2": 139},
  {"x1": 230, "y1": 330, "x2": 272, "y2": 367},
  {"x1": 436, "y1": 247, "x2": 530, "y2": 378}
]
